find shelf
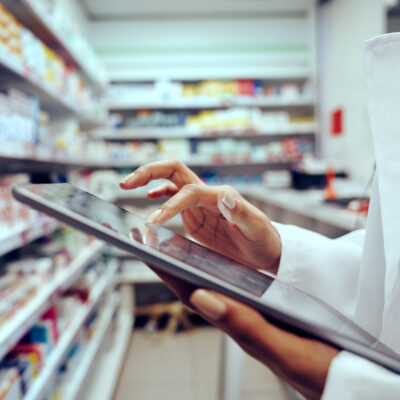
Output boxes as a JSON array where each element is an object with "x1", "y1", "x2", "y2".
[
  {"x1": 2, "y1": 0, "x2": 108, "y2": 92},
  {"x1": 24, "y1": 259, "x2": 118, "y2": 400},
  {"x1": 79, "y1": 307, "x2": 133, "y2": 400},
  {"x1": 0, "y1": 216, "x2": 59, "y2": 257},
  {"x1": 239, "y1": 185, "x2": 367, "y2": 232},
  {"x1": 62, "y1": 294, "x2": 119, "y2": 400},
  {"x1": 0, "y1": 49, "x2": 103, "y2": 128},
  {"x1": 108, "y1": 97, "x2": 315, "y2": 111},
  {"x1": 0, "y1": 240, "x2": 105, "y2": 361},
  {"x1": 0, "y1": 153, "x2": 301, "y2": 173},
  {"x1": 93, "y1": 127, "x2": 316, "y2": 142}
]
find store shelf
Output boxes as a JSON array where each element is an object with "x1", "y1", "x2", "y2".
[
  {"x1": 79, "y1": 307, "x2": 133, "y2": 400},
  {"x1": 108, "y1": 97, "x2": 315, "y2": 111},
  {"x1": 62, "y1": 294, "x2": 119, "y2": 400},
  {"x1": 2, "y1": 0, "x2": 107, "y2": 92},
  {"x1": 240, "y1": 185, "x2": 367, "y2": 232},
  {"x1": 24, "y1": 259, "x2": 118, "y2": 400},
  {"x1": 0, "y1": 49, "x2": 103, "y2": 128},
  {"x1": 0, "y1": 240, "x2": 105, "y2": 361},
  {"x1": 0, "y1": 216, "x2": 59, "y2": 257},
  {"x1": 93, "y1": 127, "x2": 316, "y2": 142},
  {"x1": 0, "y1": 153, "x2": 301, "y2": 174}
]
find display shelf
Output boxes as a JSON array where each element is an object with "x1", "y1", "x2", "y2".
[
  {"x1": 0, "y1": 49, "x2": 103, "y2": 128},
  {"x1": 79, "y1": 307, "x2": 133, "y2": 400},
  {"x1": 0, "y1": 216, "x2": 59, "y2": 257},
  {"x1": 0, "y1": 240, "x2": 105, "y2": 361},
  {"x1": 2, "y1": 0, "x2": 108, "y2": 92},
  {"x1": 93, "y1": 127, "x2": 316, "y2": 142},
  {"x1": 108, "y1": 97, "x2": 315, "y2": 111},
  {"x1": 0, "y1": 153, "x2": 301, "y2": 174},
  {"x1": 24, "y1": 259, "x2": 118, "y2": 400},
  {"x1": 240, "y1": 185, "x2": 367, "y2": 232},
  {"x1": 62, "y1": 293, "x2": 119, "y2": 400}
]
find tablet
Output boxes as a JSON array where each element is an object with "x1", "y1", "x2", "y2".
[{"x1": 12, "y1": 183, "x2": 400, "y2": 373}]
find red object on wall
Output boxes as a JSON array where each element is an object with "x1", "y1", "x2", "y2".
[{"x1": 331, "y1": 108, "x2": 343, "y2": 136}]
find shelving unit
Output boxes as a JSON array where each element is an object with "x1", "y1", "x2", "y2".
[
  {"x1": 0, "y1": 215, "x2": 59, "y2": 257},
  {"x1": 0, "y1": 240, "x2": 105, "y2": 361},
  {"x1": 0, "y1": 3, "x2": 126, "y2": 400},
  {"x1": 24, "y1": 259, "x2": 118, "y2": 400}
]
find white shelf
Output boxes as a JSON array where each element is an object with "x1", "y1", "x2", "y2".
[
  {"x1": 94, "y1": 127, "x2": 316, "y2": 142},
  {"x1": 0, "y1": 49, "x2": 103, "y2": 128},
  {"x1": 24, "y1": 259, "x2": 118, "y2": 400},
  {"x1": 240, "y1": 185, "x2": 367, "y2": 232},
  {"x1": 0, "y1": 240, "x2": 105, "y2": 361},
  {"x1": 79, "y1": 307, "x2": 133, "y2": 400},
  {"x1": 0, "y1": 216, "x2": 59, "y2": 257},
  {"x1": 2, "y1": 0, "x2": 107, "y2": 92},
  {"x1": 108, "y1": 97, "x2": 315, "y2": 111},
  {"x1": 62, "y1": 294, "x2": 119, "y2": 400}
]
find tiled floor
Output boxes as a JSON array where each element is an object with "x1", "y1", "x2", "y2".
[{"x1": 114, "y1": 328, "x2": 287, "y2": 400}]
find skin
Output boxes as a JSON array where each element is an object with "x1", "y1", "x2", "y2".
[{"x1": 120, "y1": 159, "x2": 339, "y2": 400}]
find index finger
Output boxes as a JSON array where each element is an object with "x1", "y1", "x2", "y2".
[{"x1": 119, "y1": 159, "x2": 203, "y2": 190}]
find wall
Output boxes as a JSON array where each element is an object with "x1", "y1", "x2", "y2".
[
  {"x1": 317, "y1": 0, "x2": 396, "y2": 181},
  {"x1": 86, "y1": 1, "x2": 316, "y2": 81}
]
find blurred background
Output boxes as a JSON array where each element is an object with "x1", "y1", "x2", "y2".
[{"x1": 0, "y1": 1, "x2": 398, "y2": 399}]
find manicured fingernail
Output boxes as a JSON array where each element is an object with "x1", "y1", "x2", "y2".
[
  {"x1": 120, "y1": 170, "x2": 138, "y2": 186},
  {"x1": 190, "y1": 289, "x2": 227, "y2": 321},
  {"x1": 147, "y1": 208, "x2": 163, "y2": 224},
  {"x1": 222, "y1": 192, "x2": 236, "y2": 210},
  {"x1": 119, "y1": 175, "x2": 131, "y2": 186},
  {"x1": 148, "y1": 187, "x2": 158, "y2": 194}
]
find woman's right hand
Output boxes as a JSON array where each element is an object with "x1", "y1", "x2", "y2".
[{"x1": 120, "y1": 159, "x2": 282, "y2": 274}]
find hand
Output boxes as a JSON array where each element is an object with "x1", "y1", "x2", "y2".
[
  {"x1": 120, "y1": 160, "x2": 338, "y2": 398},
  {"x1": 190, "y1": 289, "x2": 339, "y2": 400},
  {"x1": 120, "y1": 159, "x2": 282, "y2": 274}
]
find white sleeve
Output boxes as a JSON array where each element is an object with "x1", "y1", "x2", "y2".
[
  {"x1": 273, "y1": 223, "x2": 365, "y2": 319},
  {"x1": 322, "y1": 352, "x2": 400, "y2": 400}
]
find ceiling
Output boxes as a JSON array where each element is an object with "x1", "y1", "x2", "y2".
[{"x1": 80, "y1": 0, "x2": 312, "y2": 21}]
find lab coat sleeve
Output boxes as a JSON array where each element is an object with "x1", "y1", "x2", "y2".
[
  {"x1": 272, "y1": 224, "x2": 400, "y2": 398},
  {"x1": 273, "y1": 223, "x2": 365, "y2": 319},
  {"x1": 322, "y1": 352, "x2": 400, "y2": 400}
]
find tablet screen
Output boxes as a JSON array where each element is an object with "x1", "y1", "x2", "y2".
[
  {"x1": 28, "y1": 183, "x2": 272, "y2": 297},
  {"x1": 21, "y1": 183, "x2": 385, "y2": 350}
]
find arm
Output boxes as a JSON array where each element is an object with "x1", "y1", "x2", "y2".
[{"x1": 275, "y1": 223, "x2": 365, "y2": 319}]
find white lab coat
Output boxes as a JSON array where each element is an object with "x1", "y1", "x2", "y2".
[{"x1": 274, "y1": 33, "x2": 400, "y2": 398}]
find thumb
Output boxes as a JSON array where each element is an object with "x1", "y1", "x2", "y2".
[
  {"x1": 216, "y1": 187, "x2": 272, "y2": 241},
  {"x1": 189, "y1": 289, "x2": 283, "y2": 359}
]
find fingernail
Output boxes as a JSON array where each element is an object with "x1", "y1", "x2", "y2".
[
  {"x1": 190, "y1": 289, "x2": 227, "y2": 321},
  {"x1": 147, "y1": 208, "x2": 163, "y2": 224},
  {"x1": 222, "y1": 192, "x2": 236, "y2": 210},
  {"x1": 120, "y1": 170, "x2": 138, "y2": 186},
  {"x1": 119, "y1": 175, "x2": 131, "y2": 186}
]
